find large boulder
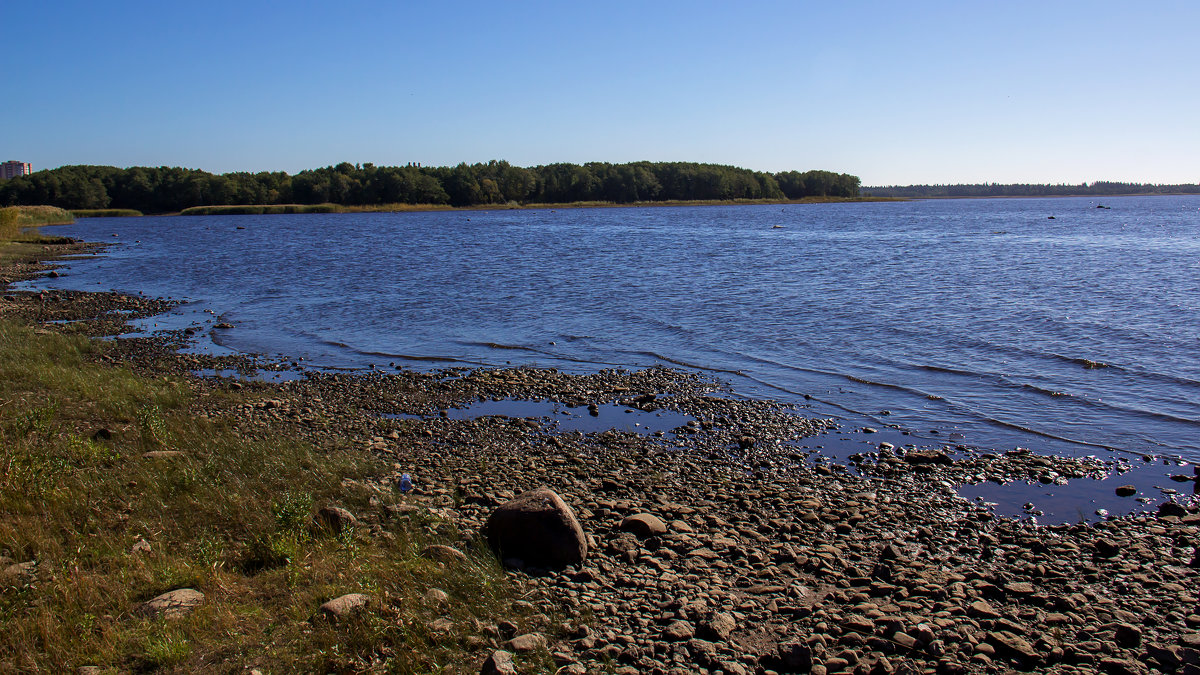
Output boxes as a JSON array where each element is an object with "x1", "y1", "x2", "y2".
[{"x1": 484, "y1": 488, "x2": 587, "y2": 569}]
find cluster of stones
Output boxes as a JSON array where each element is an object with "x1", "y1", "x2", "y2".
[{"x1": 186, "y1": 364, "x2": 1198, "y2": 675}]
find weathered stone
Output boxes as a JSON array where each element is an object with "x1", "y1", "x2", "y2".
[
  {"x1": 0, "y1": 561, "x2": 35, "y2": 586},
  {"x1": 619, "y1": 513, "x2": 668, "y2": 538},
  {"x1": 987, "y1": 631, "x2": 1039, "y2": 665},
  {"x1": 1098, "y1": 657, "x2": 1141, "y2": 675},
  {"x1": 892, "y1": 631, "x2": 920, "y2": 650},
  {"x1": 423, "y1": 588, "x2": 449, "y2": 605},
  {"x1": 1115, "y1": 485, "x2": 1137, "y2": 497},
  {"x1": 1094, "y1": 538, "x2": 1121, "y2": 558},
  {"x1": 421, "y1": 544, "x2": 468, "y2": 563},
  {"x1": 480, "y1": 649, "x2": 517, "y2": 675},
  {"x1": 484, "y1": 488, "x2": 587, "y2": 569},
  {"x1": 968, "y1": 600, "x2": 1001, "y2": 620},
  {"x1": 316, "y1": 593, "x2": 369, "y2": 621},
  {"x1": 138, "y1": 588, "x2": 205, "y2": 619},
  {"x1": 1005, "y1": 581, "x2": 1035, "y2": 595},
  {"x1": 697, "y1": 612, "x2": 736, "y2": 641},
  {"x1": 1146, "y1": 643, "x2": 1181, "y2": 668},
  {"x1": 1113, "y1": 622, "x2": 1141, "y2": 648},
  {"x1": 662, "y1": 620, "x2": 695, "y2": 642},
  {"x1": 778, "y1": 640, "x2": 813, "y2": 670},
  {"x1": 313, "y1": 505, "x2": 357, "y2": 534},
  {"x1": 506, "y1": 633, "x2": 546, "y2": 653}
]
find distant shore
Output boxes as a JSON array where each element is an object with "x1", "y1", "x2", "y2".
[{"x1": 170, "y1": 196, "x2": 899, "y2": 217}]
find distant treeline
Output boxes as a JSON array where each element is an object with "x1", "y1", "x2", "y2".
[
  {"x1": 0, "y1": 162, "x2": 861, "y2": 213},
  {"x1": 863, "y1": 182, "x2": 1200, "y2": 199}
]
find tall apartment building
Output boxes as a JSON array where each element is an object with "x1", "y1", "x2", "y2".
[{"x1": 1, "y1": 161, "x2": 32, "y2": 180}]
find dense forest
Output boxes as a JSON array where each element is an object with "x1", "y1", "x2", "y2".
[
  {"x1": 0, "y1": 161, "x2": 861, "y2": 213},
  {"x1": 863, "y1": 182, "x2": 1200, "y2": 198}
]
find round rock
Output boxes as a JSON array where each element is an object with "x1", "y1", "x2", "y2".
[
  {"x1": 484, "y1": 488, "x2": 587, "y2": 569},
  {"x1": 619, "y1": 513, "x2": 668, "y2": 538}
]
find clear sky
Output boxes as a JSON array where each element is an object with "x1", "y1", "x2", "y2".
[{"x1": 4, "y1": 1, "x2": 1197, "y2": 186}]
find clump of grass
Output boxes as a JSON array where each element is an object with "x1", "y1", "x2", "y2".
[
  {"x1": 70, "y1": 209, "x2": 142, "y2": 218},
  {"x1": 0, "y1": 319, "x2": 529, "y2": 672}
]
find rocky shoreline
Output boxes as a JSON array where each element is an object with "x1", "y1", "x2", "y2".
[{"x1": 4, "y1": 238, "x2": 1199, "y2": 674}]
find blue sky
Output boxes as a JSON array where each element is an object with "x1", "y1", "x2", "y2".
[{"x1": 4, "y1": 1, "x2": 1197, "y2": 185}]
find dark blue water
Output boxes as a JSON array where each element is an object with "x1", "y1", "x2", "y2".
[{"x1": 28, "y1": 196, "x2": 1200, "y2": 462}]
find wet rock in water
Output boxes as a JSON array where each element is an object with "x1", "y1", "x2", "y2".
[
  {"x1": 1115, "y1": 484, "x2": 1137, "y2": 497},
  {"x1": 1159, "y1": 501, "x2": 1188, "y2": 518},
  {"x1": 480, "y1": 649, "x2": 517, "y2": 675},
  {"x1": 313, "y1": 505, "x2": 357, "y2": 534},
  {"x1": 904, "y1": 450, "x2": 953, "y2": 465},
  {"x1": 484, "y1": 488, "x2": 587, "y2": 569},
  {"x1": 316, "y1": 593, "x2": 369, "y2": 622},
  {"x1": 138, "y1": 588, "x2": 204, "y2": 619},
  {"x1": 619, "y1": 513, "x2": 668, "y2": 538}
]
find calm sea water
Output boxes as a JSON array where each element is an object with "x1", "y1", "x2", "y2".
[{"x1": 31, "y1": 196, "x2": 1200, "y2": 462}]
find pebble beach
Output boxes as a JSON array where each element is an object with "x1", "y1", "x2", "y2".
[{"x1": 4, "y1": 237, "x2": 1199, "y2": 675}]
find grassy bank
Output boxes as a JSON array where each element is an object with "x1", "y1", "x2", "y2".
[
  {"x1": 0, "y1": 207, "x2": 75, "y2": 268},
  {"x1": 0, "y1": 230, "x2": 538, "y2": 672},
  {"x1": 70, "y1": 209, "x2": 143, "y2": 218},
  {"x1": 0, "y1": 321, "x2": 519, "y2": 672},
  {"x1": 0, "y1": 206, "x2": 74, "y2": 239}
]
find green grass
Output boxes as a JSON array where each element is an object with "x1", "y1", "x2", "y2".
[
  {"x1": 70, "y1": 209, "x2": 143, "y2": 218},
  {"x1": 0, "y1": 318, "x2": 541, "y2": 673}
]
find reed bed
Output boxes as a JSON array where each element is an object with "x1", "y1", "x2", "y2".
[
  {"x1": 179, "y1": 204, "x2": 341, "y2": 216},
  {"x1": 0, "y1": 206, "x2": 74, "y2": 238},
  {"x1": 70, "y1": 209, "x2": 143, "y2": 218}
]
